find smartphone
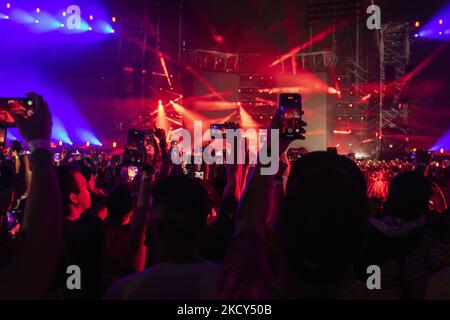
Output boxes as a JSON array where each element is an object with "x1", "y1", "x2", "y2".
[
  {"x1": 279, "y1": 93, "x2": 302, "y2": 139},
  {"x1": 127, "y1": 166, "x2": 139, "y2": 181},
  {"x1": 195, "y1": 171, "x2": 204, "y2": 180},
  {"x1": 7, "y1": 209, "x2": 21, "y2": 232},
  {"x1": 127, "y1": 129, "x2": 145, "y2": 147},
  {"x1": 0, "y1": 98, "x2": 36, "y2": 127}
]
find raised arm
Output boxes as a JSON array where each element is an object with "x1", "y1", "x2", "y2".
[
  {"x1": 222, "y1": 161, "x2": 243, "y2": 201},
  {"x1": 23, "y1": 154, "x2": 32, "y2": 198},
  {"x1": 116, "y1": 168, "x2": 153, "y2": 275},
  {"x1": 153, "y1": 126, "x2": 170, "y2": 179},
  {"x1": 235, "y1": 113, "x2": 305, "y2": 237},
  {"x1": 0, "y1": 93, "x2": 63, "y2": 299}
]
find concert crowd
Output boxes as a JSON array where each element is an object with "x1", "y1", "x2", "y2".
[{"x1": 1, "y1": 94, "x2": 450, "y2": 300}]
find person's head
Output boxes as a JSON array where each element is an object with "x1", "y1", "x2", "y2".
[
  {"x1": 383, "y1": 171, "x2": 431, "y2": 221},
  {"x1": 80, "y1": 164, "x2": 95, "y2": 191},
  {"x1": 10, "y1": 141, "x2": 24, "y2": 154},
  {"x1": 368, "y1": 197, "x2": 383, "y2": 219},
  {"x1": 106, "y1": 185, "x2": 132, "y2": 227},
  {"x1": 56, "y1": 165, "x2": 91, "y2": 220},
  {"x1": 150, "y1": 176, "x2": 212, "y2": 260},
  {"x1": 280, "y1": 151, "x2": 369, "y2": 285},
  {"x1": 90, "y1": 191, "x2": 107, "y2": 220}
]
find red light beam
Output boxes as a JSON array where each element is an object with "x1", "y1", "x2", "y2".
[
  {"x1": 270, "y1": 20, "x2": 345, "y2": 67},
  {"x1": 159, "y1": 54, "x2": 172, "y2": 88}
]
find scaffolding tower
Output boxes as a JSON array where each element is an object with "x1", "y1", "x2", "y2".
[{"x1": 376, "y1": 22, "x2": 411, "y2": 157}]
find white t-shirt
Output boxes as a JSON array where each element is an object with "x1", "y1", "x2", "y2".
[{"x1": 104, "y1": 261, "x2": 221, "y2": 300}]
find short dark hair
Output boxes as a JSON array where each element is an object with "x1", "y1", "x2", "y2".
[
  {"x1": 10, "y1": 141, "x2": 24, "y2": 153},
  {"x1": 151, "y1": 176, "x2": 212, "y2": 244},
  {"x1": 384, "y1": 171, "x2": 431, "y2": 221},
  {"x1": 280, "y1": 151, "x2": 369, "y2": 282},
  {"x1": 106, "y1": 185, "x2": 132, "y2": 226},
  {"x1": 56, "y1": 165, "x2": 83, "y2": 215},
  {"x1": 80, "y1": 164, "x2": 94, "y2": 183}
]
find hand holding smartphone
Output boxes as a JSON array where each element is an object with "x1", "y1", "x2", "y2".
[
  {"x1": 279, "y1": 93, "x2": 304, "y2": 139},
  {"x1": 127, "y1": 166, "x2": 139, "y2": 181}
]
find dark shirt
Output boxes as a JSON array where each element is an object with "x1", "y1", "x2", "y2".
[{"x1": 52, "y1": 212, "x2": 106, "y2": 299}]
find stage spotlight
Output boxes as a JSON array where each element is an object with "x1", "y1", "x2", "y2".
[
  {"x1": 36, "y1": 8, "x2": 40, "y2": 14},
  {"x1": 113, "y1": 142, "x2": 117, "y2": 148},
  {"x1": 89, "y1": 15, "x2": 94, "y2": 21},
  {"x1": 96, "y1": 21, "x2": 116, "y2": 34},
  {"x1": 35, "y1": 19, "x2": 39, "y2": 24},
  {"x1": 86, "y1": 141, "x2": 90, "y2": 147},
  {"x1": 62, "y1": 11, "x2": 66, "y2": 17},
  {"x1": 439, "y1": 31, "x2": 443, "y2": 35},
  {"x1": 414, "y1": 21, "x2": 420, "y2": 28},
  {"x1": 439, "y1": 19, "x2": 443, "y2": 24},
  {"x1": 414, "y1": 33, "x2": 419, "y2": 37},
  {"x1": 361, "y1": 94, "x2": 372, "y2": 102},
  {"x1": 60, "y1": 23, "x2": 64, "y2": 27},
  {"x1": 440, "y1": 148, "x2": 444, "y2": 154},
  {"x1": 58, "y1": 141, "x2": 63, "y2": 146},
  {"x1": 88, "y1": 27, "x2": 92, "y2": 31},
  {"x1": 6, "y1": 3, "x2": 10, "y2": 9},
  {"x1": 112, "y1": 16, "x2": 117, "y2": 23},
  {"x1": 328, "y1": 87, "x2": 338, "y2": 94}
]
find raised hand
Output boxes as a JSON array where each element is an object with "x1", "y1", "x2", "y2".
[
  {"x1": 152, "y1": 124, "x2": 166, "y2": 142},
  {"x1": 12, "y1": 93, "x2": 52, "y2": 142},
  {"x1": 268, "y1": 110, "x2": 307, "y2": 156}
]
